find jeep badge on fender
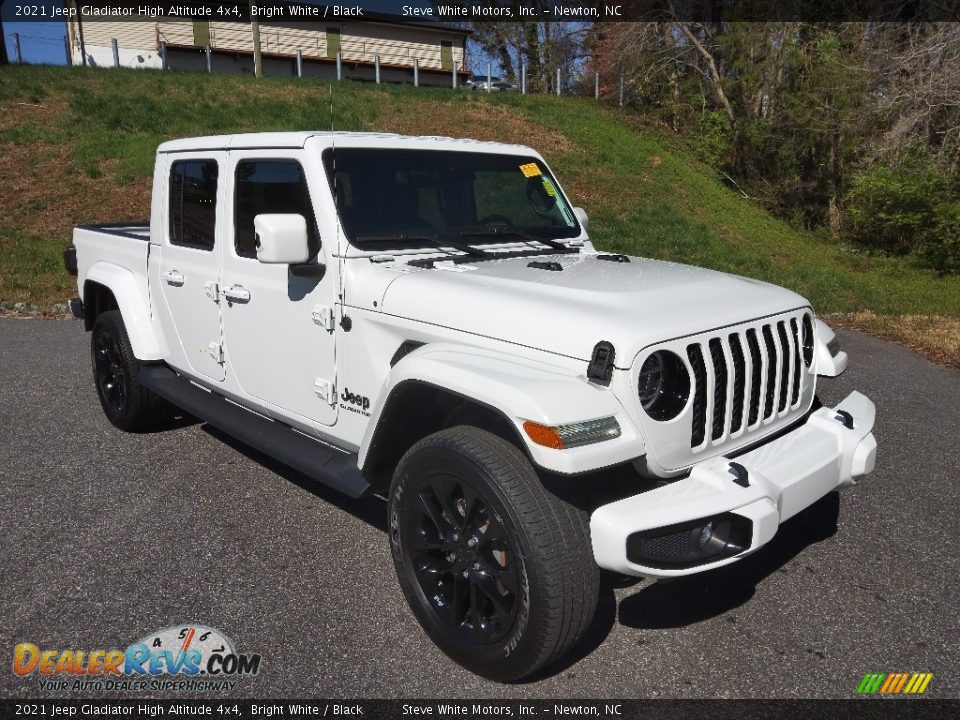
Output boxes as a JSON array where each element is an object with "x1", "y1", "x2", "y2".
[
  {"x1": 340, "y1": 388, "x2": 370, "y2": 412},
  {"x1": 65, "y1": 132, "x2": 878, "y2": 682}
]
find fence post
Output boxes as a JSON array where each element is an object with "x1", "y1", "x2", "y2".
[
  {"x1": 452, "y1": 62, "x2": 458, "y2": 89},
  {"x1": 296, "y1": 49, "x2": 302, "y2": 78},
  {"x1": 413, "y1": 57, "x2": 419, "y2": 87},
  {"x1": 112, "y1": 38, "x2": 120, "y2": 68},
  {"x1": 595, "y1": 71, "x2": 600, "y2": 99},
  {"x1": 521, "y1": 62, "x2": 526, "y2": 94},
  {"x1": 13, "y1": 33, "x2": 22, "y2": 64},
  {"x1": 487, "y1": 62, "x2": 492, "y2": 92},
  {"x1": 206, "y1": 45, "x2": 212, "y2": 73},
  {"x1": 160, "y1": 41, "x2": 168, "y2": 70},
  {"x1": 336, "y1": 51, "x2": 342, "y2": 80},
  {"x1": 556, "y1": 67, "x2": 561, "y2": 96},
  {"x1": 375, "y1": 54, "x2": 380, "y2": 84},
  {"x1": 619, "y1": 72, "x2": 624, "y2": 106},
  {"x1": 64, "y1": 35, "x2": 72, "y2": 66}
]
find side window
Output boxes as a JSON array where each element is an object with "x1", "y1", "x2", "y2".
[
  {"x1": 234, "y1": 160, "x2": 319, "y2": 259},
  {"x1": 169, "y1": 160, "x2": 218, "y2": 250}
]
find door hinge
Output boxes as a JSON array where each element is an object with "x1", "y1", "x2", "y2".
[
  {"x1": 206, "y1": 342, "x2": 224, "y2": 364},
  {"x1": 204, "y1": 281, "x2": 219, "y2": 302},
  {"x1": 314, "y1": 378, "x2": 336, "y2": 405},
  {"x1": 312, "y1": 305, "x2": 335, "y2": 331}
]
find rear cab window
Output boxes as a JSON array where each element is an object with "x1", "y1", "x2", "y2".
[{"x1": 169, "y1": 159, "x2": 218, "y2": 250}]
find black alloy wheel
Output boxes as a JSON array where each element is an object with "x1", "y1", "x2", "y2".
[
  {"x1": 94, "y1": 327, "x2": 127, "y2": 415},
  {"x1": 402, "y1": 473, "x2": 521, "y2": 645}
]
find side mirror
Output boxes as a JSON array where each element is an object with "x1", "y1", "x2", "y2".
[
  {"x1": 573, "y1": 207, "x2": 589, "y2": 232},
  {"x1": 254, "y1": 214, "x2": 309, "y2": 264}
]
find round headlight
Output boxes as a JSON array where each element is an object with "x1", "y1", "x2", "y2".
[
  {"x1": 638, "y1": 350, "x2": 690, "y2": 421},
  {"x1": 801, "y1": 314, "x2": 815, "y2": 367}
]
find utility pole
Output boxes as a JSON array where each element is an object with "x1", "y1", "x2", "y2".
[
  {"x1": 73, "y1": 0, "x2": 88, "y2": 67},
  {"x1": 251, "y1": 2, "x2": 262, "y2": 77}
]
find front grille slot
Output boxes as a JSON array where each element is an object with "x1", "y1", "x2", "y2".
[
  {"x1": 729, "y1": 334, "x2": 745, "y2": 434},
  {"x1": 761, "y1": 325, "x2": 777, "y2": 420},
  {"x1": 682, "y1": 311, "x2": 809, "y2": 450},
  {"x1": 746, "y1": 329, "x2": 762, "y2": 426},
  {"x1": 776, "y1": 321, "x2": 790, "y2": 412},
  {"x1": 708, "y1": 339, "x2": 727, "y2": 441},
  {"x1": 687, "y1": 344, "x2": 707, "y2": 448},
  {"x1": 790, "y1": 318, "x2": 802, "y2": 405}
]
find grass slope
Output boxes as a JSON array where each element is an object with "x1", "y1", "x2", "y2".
[{"x1": 1, "y1": 65, "x2": 957, "y2": 366}]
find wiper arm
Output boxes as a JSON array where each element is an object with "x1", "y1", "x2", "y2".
[
  {"x1": 458, "y1": 229, "x2": 579, "y2": 254},
  {"x1": 354, "y1": 233, "x2": 488, "y2": 259}
]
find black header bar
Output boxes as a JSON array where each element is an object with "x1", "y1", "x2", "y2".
[
  {"x1": 5, "y1": 1, "x2": 960, "y2": 23},
  {"x1": 1, "y1": 699, "x2": 959, "y2": 720}
]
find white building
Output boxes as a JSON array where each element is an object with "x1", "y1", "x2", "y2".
[{"x1": 66, "y1": 3, "x2": 471, "y2": 85}]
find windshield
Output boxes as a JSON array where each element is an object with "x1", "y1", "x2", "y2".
[{"x1": 323, "y1": 148, "x2": 581, "y2": 248}]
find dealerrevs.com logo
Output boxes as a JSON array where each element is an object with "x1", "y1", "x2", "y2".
[{"x1": 13, "y1": 625, "x2": 261, "y2": 692}]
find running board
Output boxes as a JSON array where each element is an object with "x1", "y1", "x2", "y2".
[{"x1": 139, "y1": 364, "x2": 372, "y2": 498}]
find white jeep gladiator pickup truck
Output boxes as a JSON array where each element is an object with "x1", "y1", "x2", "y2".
[{"x1": 65, "y1": 132, "x2": 878, "y2": 681}]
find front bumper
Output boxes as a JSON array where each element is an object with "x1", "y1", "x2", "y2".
[{"x1": 590, "y1": 391, "x2": 877, "y2": 577}]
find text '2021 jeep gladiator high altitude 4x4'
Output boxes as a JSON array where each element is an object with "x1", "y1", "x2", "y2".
[{"x1": 65, "y1": 132, "x2": 878, "y2": 681}]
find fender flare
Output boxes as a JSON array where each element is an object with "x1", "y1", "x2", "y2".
[
  {"x1": 84, "y1": 262, "x2": 166, "y2": 360},
  {"x1": 359, "y1": 343, "x2": 644, "y2": 476}
]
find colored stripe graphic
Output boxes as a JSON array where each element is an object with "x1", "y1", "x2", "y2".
[
  {"x1": 857, "y1": 672, "x2": 933, "y2": 695},
  {"x1": 857, "y1": 673, "x2": 886, "y2": 694}
]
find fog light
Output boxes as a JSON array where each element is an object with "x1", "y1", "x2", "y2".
[{"x1": 626, "y1": 513, "x2": 752, "y2": 570}]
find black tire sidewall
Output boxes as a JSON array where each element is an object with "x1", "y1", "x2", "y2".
[
  {"x1": 91, "y1": 310, "x2": 142, "y2": 431},
  {"x1": 389, "y1": 435, "x2": 555, "y2": 681}
]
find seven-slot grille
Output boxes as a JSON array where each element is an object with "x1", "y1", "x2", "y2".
[{"x1": 686, "y1": 311, "x2": 811, "y2": 450}]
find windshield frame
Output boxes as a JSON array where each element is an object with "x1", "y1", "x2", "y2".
[{"x1": 320, "y1": 146, "x2": 583, "y2": 253}]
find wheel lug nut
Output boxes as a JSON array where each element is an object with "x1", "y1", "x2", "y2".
[
  {"x1": 452, "y1": 533, "x2": 459, "y2": 541},
  {"x1": 467, "y1": 538, "x2": 477, "y2": 547},
  {"x1": 473, "y1": 562, "x2": 480, "y2": 571},
  {"x1": 462, "y1": 570, "x2": 469, "y2": 578}
]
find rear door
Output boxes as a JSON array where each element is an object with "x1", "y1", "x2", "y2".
[
  {"x1": 219, "y1": 151, "x2": 338, "y2": 426},
  {"x1": 156, "y1": 155, "x2": 226, "y2": 382}
]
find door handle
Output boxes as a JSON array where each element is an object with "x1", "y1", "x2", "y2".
[
  {"x1": 162, "y1": 270, "x2": 184, "y2": 286},
  {"x1": 223, "y1": 284, "x2": 251, "y2": 303}
]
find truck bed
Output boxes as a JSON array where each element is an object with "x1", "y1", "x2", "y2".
[
  {"x1": 71, "y1": 222, "x2": 153, "y2": 320},
  {"x1": 76, "y1": 222, "x2": 150, "y2": 241}
]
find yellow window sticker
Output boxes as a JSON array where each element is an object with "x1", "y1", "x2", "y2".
[
  {"x1": 541, "y1": 178, "x2": 557, "y2": 197},
  {"x1": 519, "y1": 162, "x2": 542, "y2": 178}
]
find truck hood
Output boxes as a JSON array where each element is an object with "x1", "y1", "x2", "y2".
[{"x1": 379, "y1": 253, "x2": 810, "y2": 367}]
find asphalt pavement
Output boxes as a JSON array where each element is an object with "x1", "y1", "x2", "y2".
[{"x1": 1, "y1": 318, "x2": 958, "y2": 699}]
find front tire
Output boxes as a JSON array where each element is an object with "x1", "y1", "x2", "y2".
[
  {"x1": 389, "y1": 426, "x2": 599, "y2": 681},
  {"x1": 90, "y1": 310, "x2": 165, "y2": 431}
]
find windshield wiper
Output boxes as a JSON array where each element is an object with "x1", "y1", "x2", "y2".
[
  {"x1": 458, "y1": 228, "x2": 579, "y2": 254},
  {"x1": 354, "y1": 233, "x2": 489, "y2": 260}
]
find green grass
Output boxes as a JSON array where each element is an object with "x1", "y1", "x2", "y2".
[{"x1": 1, "y1": 63, "x2": 958, "y2": 326}]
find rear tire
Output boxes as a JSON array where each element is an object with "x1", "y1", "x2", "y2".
[
  {"x1": 90, "y1": 310, "x2": 166, "y2": 431},
  {"x1": 389, "y1": 426, "x2": 599, "y2": 681}
]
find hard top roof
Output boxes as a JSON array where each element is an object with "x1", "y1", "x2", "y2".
[{"x1": 156, "y1": 132, "x2": 534, "y2": 154}]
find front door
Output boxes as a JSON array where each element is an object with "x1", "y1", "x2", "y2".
[
  {"x1": 219, "y1": 152, "x2": 338, "y2": 427},
  {"x1": 157, "y1": 155, "x2": 226, "y2": 382}
]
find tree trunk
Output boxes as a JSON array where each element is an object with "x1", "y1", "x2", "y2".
[{"x1": 677, "y1": 22, "x2": 735, "y2": 122}]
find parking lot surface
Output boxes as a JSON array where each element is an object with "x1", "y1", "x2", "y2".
[{"x1": 1, "y1": 318, "x2": 958, "y2": 699}]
